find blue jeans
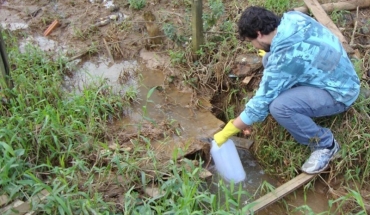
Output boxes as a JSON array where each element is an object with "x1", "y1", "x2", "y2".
[{"x1": 269, "y1": 86, "x2": 348, "y2": 149}]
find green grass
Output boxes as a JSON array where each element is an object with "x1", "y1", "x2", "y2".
[
  {"x1": 168, "y1": 1, "x2": 369, "y2": 213},
  {"x1": 1, "y1": 0, "x2": 370, "y2": 213},
  {"x1": 170, "y1": 1, "x2": 369, "y2": 213},
  {"x1": 128, "y1": 0, "x2": 146, "y2": 10},
  {"x1": 330, "y1": 9, "x2": 351, "y2": 28},
  {"x1": 0, "y1": 30, "x2": 135, "y2": 213},
  {"x1": 247, "y1": 0, "x2": 302, "y2": 15},
  {"x1": 0, "y1": 30, "x2": 258, "y2": 215}
]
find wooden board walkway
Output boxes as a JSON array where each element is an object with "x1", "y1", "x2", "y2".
[
  {"x1": 246, "y1": 173, "x2": 316, "y2": 214},
  {"x1": 228, "y1": 137, "x2": 317, "y2": 213}
]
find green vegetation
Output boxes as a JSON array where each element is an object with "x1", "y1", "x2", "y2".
[
  {"x1": 203, "y1": 0, "x2": 225, "y2": 31},
  {"x1": 1, "y1": 0, "x2": 370, "y2": 214},
  {"x1": 330, "y1": 9, "x2": 351, "y2": 28},
  {"x1": 0, "y1": 31, "x2": 133, "y2": 213},
  {"x1": 128, "y1": 0, "x2": 146, "y2": 10},
  {"x1": 247, "y1": 0, "x2": 302, "y2": 15},
  {"x1": 0, "y1": 30, "x2": 255, "y2": 214},
  {"x1": 169, "y1": 0, "x2": 370, "y2": 212}
]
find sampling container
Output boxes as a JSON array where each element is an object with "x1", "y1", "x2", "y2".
[{"x1": 211, "y1": 139, "x2": 246, "y2": 183}]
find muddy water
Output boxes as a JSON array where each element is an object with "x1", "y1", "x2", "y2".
[
  {"x1": 68, "y1": 52, "x2": 332, "y2": 214},
  {"x1": 207, "y1": 138, "x2": 332, "y2": 214},
  {"x1": 1, "y1": 6, "x2": 332, "y2": 211},
  {"x1": 135, "y1": 52, "x2": 332, "y2": 214},
  {"x1": 65, "y1": 50, "x2": 224, "y2": 159},
  {"x1": 65, "y1": 58, "x2": 138, "y2": 95}
]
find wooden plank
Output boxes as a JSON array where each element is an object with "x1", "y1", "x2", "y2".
[
  {"x1": 303, "y1": 0, "x2": 354, "y2": 54},
  {"x1": 0, "y1": 190, "x2": 49, "y2": 215},
  {"x1": 246, "y1": 173, "x2": 316, "y2": 214}
]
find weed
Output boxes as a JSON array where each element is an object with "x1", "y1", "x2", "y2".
[
  {"x1": 162, "y1": 23, "x2": 176, "y2": 41},
  {"x1": 352, "y1": 58, "x2": 364, "y2": 80},
  {"x1": 117, "y1": 19, "x2": 133, "y2": 32},
  {"x1": 171, "y1": 0, "x2": 192, "y2": 8},
  {"x1": 162, "y1": 23, "x2": 187, "y2": 44},
  {"x1": 141, "y1": 86, "x2": 156, "y2": 120},
  {"x1": 0, "y1": 30, "x2": 134, "y2": 213},
  {"x1": 123, "y1": 85, "x2": 138, "y2": 102},
  {"x1": 72, "y1": 25, "x2": 84, "y2": 39},
  {"x1": 2, "y1": 0, "x2": 370, "y2": 213},
  {"x1": 330, "y1": 9, "x2": 350, "y2": 27},
  {"x1": 247, "y1": 0, "x2": 299, "y2": 15},
  {"x1": 129, "y1": 0, "x2": 146, "y2": 10},
  {"x1": 203, "y1": 0, "x2": 225, "y2": 31},
  {"x1": 329, "y1": 187, "x2": 367, "y2": 214},
  {"x1": 169, "y1": 50, "x2": 186, "y2": 65}
]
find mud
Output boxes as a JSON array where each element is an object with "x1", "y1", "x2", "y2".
[{"x1": 1, "y1": 0, "x2": 369, "y2": 213}]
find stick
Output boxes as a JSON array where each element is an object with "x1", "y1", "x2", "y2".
[
  {"x1": 350, "y1": 44, "x2": 370, "y2": 48},
  {"x1": 103, "y1": 38, "x2": 114, "y2": 63},
  {"x1": 350, "y1": 7, "x2": 359, "y2": 46},
  {"x1": 294, "y1": 0, "x2": 370, "y2": 13},
  {"x1": 43, "y1": 20, "x2": 59, "y2": 36},
  {"x1": 303, "y1": 0, "x2": 354, "y2": 54}
]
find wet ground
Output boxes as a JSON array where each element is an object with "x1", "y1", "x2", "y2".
[
  {"x1": 66, "y1": 54, "x2": 332, "y2": 214},
  {"x1": 1, "y1": 0, "x2": 360, "y2": 213}
]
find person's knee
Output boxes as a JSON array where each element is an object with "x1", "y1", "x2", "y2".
[{"x1": 269, "y1": 98, "x2": 286, "y2": 118}]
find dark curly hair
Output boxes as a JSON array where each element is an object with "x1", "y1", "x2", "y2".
[{"x1": 238, "y1": 7, "x2": 281, "y2": 41}]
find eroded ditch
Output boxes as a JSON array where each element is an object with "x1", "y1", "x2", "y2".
[
  {"x1": 65, "y1": 50, "x2": 332, "y2": 214},
  {"x1": 0, "y1": 1, "x2": 336, "y2": 213}
]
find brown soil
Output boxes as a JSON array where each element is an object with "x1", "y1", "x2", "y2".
[{"x1": 2, "y1": 0, "x2": 370, "y2": 213}]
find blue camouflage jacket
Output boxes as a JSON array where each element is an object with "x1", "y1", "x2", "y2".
[{"x1": 240, "y1": 11, "x2": 360, "y2": 125}]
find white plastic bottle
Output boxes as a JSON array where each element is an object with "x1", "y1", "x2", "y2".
[{"x1": 211, "y1": 139, "x2": 246, "y2": 183}]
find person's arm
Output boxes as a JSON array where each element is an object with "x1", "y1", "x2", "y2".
[
  {"x1": 232, "y1": 115, "x2": 249, "y2": 130},
  {"x1": 213, "y1": 47, "x2": 298, "y2": 146},
  {"x1": 213, "y1": 116, "x2": 252, "y2": 147}
]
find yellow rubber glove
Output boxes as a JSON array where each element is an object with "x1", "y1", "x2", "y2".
[
  {"x1": 258, "y1": 49, "x2": 266, "y2": 57},
  {"x1": 213, "y1": 120, "x2": 240, "y2": 147}
]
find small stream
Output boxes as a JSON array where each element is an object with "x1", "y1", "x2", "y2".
[
  {"x1": 2, "y1": 13, "x2": 332, "y2": 211},
  {"x1": 66, "y1": 53, "x2": 332, "y2": 214},
  {"x1": 207, "y1": 146, "x2": 331, "y2": 214}
]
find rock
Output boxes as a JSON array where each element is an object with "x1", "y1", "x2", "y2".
[
  {"x1": 199, "y1": 169, "x2": 212, "y2": 179},
  {"x1": 230, "y1": 54, "x2": 262, "y2": 78},
  {"x1": 144, "y1": 185, "x2": 162, "y2": 198}
]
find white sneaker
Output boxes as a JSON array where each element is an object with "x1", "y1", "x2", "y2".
[{"x1": 301, "y1": 139, "x2": 340, "y2": 174}]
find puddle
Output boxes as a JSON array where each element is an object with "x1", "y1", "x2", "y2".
[
  {"x1": 115, "y1": 66, "x2": 224, "y2": 152},
  {"x1": 65, "y1": 51, "x2": 332, "y2": 214},
  {"x1": 0, "y1": 1, "x2": 29, "y2": 31},
  {"x1": 1, "y1": 1, "x2": 334, "y2": 207},
  {"x1": 65, "y1": 58, "x2": 138, "y2": 95},
  {"x1": 64, "y1": 52, "x2": 223, "y2": 156},
  {"x1": 19, "y1": 36, "x2": 68, "y2": 53},
  {"x1": 1, "y1": 22, "x2": 28, "y2": 31},
  {"x1": 0, "y1": 0, "x2": 357, "y2": 213},
  {"x1": 206, "y1": 147, "x2": 331, "y2": 214},
  {"x1": 205, "y1": 148, "x2": 277, "y2": 199}
]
